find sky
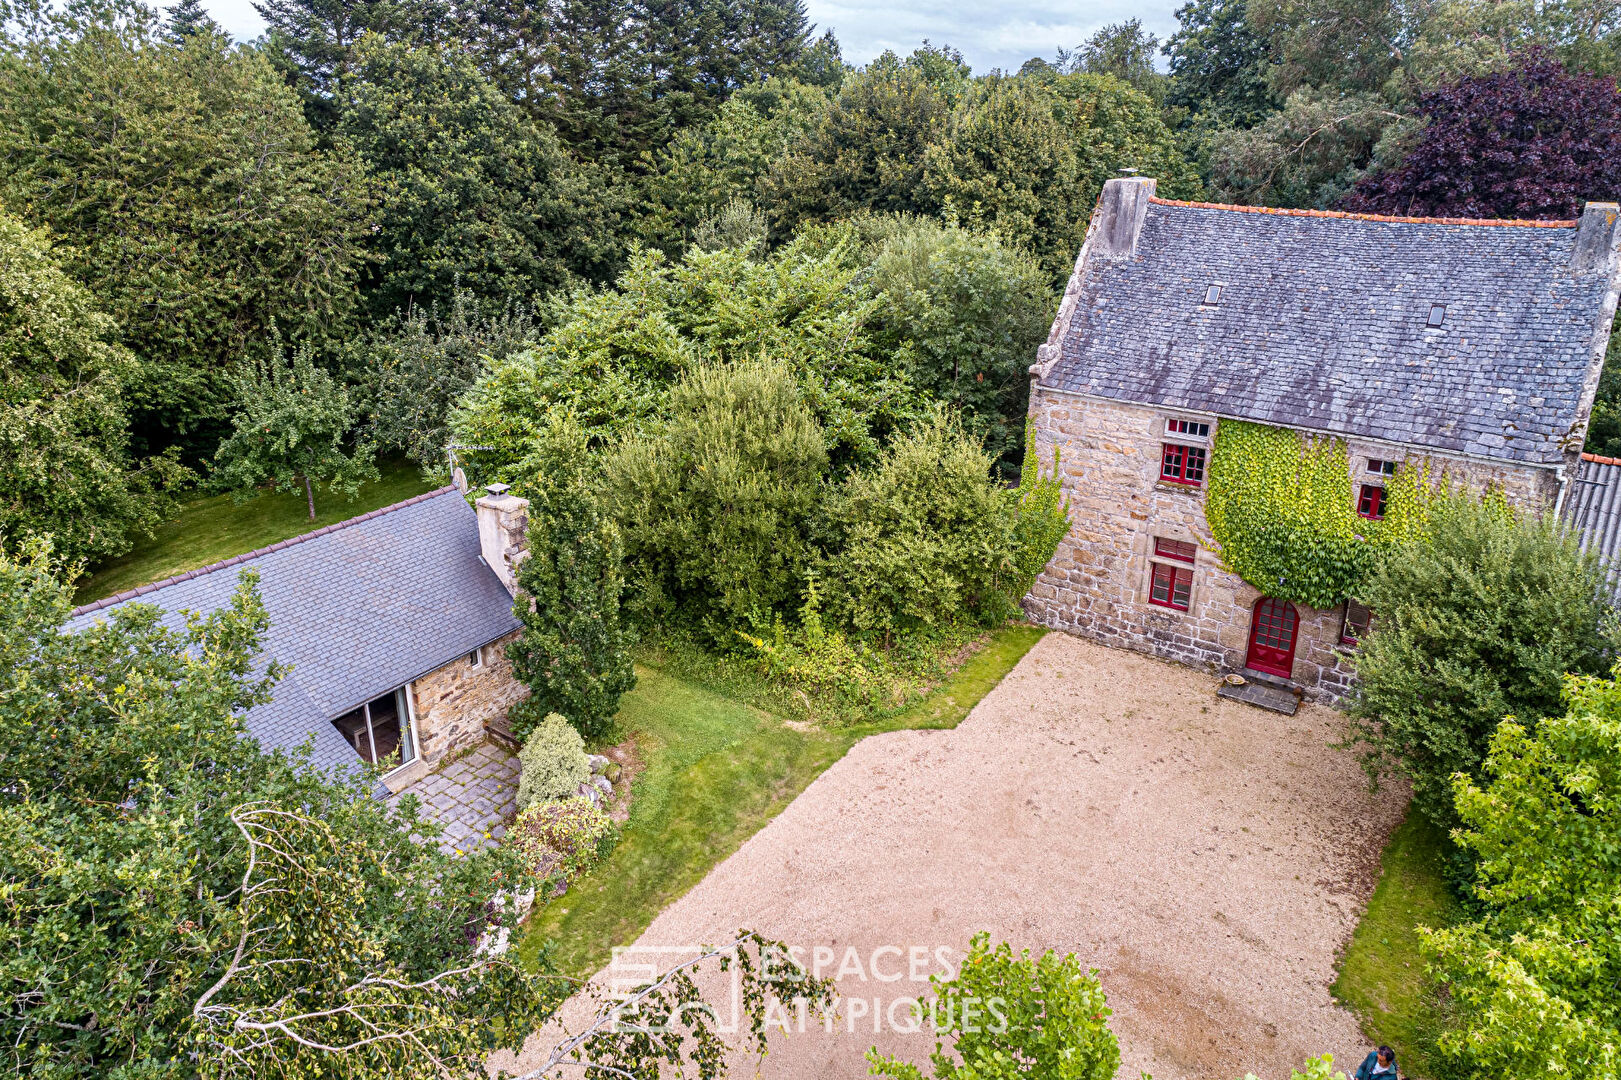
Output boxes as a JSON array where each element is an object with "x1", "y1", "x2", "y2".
[{"x1": 189, "y1": 0, "x2": 1181, "y2": 75}]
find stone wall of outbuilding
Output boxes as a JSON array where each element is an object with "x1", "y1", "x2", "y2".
[
  {"x1": 409, "y1": 629, "x2": 528, "y2": 767},
  {"x1": 1022, "y1": 385, "x2": 1563, "y2": 702}
]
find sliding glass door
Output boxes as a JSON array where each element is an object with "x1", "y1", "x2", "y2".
[{"x1": 331, "y1": 686, "x2": 418, "y2": 770}]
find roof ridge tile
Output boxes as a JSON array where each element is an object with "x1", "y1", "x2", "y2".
[
  {"x1": 1148, "y1": 196, "x2": 1577, "y2": 229},
  {"x1": 71, "y1": 485, "x2": 459, "y2": 617}
]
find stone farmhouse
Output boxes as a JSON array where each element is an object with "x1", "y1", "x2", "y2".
[
  {"x1": 1024, "y1": 176, "x2": 1621, "y2": 704},
  {"x1": 68, "y1": 482, "x2": 536, "y2": 793}
]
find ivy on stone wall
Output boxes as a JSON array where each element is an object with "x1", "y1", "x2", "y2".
[{"x1": 1204, "y1": 420, "x2": 1429, "y2": 610}]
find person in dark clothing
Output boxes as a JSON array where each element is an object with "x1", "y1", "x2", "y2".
[{"x1": 1354, "y1": 1046, "x2": 1398, "y2": 1080}]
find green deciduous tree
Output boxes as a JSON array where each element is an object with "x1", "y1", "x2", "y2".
[
  {"x1": 508, "y1": 414, "x2": 637, "y2": 741},
  {"x1": 607, "y1": 361, "x2": 828, "y2": 637},
  {"x1": 0, "y1": 209, "x2": 189, "y2": 565},
  {"x1": 1165, "y1": 0, "x2": 1280, "y2": 128},
  {"x1": 762, "y1": 50, "x2": 955, "y2": 230},
  {"x1": 359, "y1": 286, "x2": 541, "y2": 469},
  {"x1": 0, "y1": 3, "x2": 369, "y2": 460},
  {"x1": 0, "y1": 546, "x2": 550, "y2": 1078},
  {"x1": 638, "y1": 77, "x2": 829, "y2": 252},
  {"x1": 867, "y1": 932, "x2": 1121, "y2": 1080},
  {"x1": 1207, "y1": 87, "x2": 1398, "y2": 207},
  {"x1": 1349, "y1": 491, "x2": 1612, "y2": 828},
  {"x1": 337, "y1": 35, "x2": 620, "y2": 318},
  {"x1": 1063, "y1": 19, "x2": 1167, "y2": 100},
  {"x1": 212, "y1": 339, "x2": 378, "y2": 519},
  {"x1": 1421, "y1": 672, "x2": 1621, "y2": 1079},
  {"x1": 867, "y1": 218, "x2": 1053, "y2": 469},
  {"x1": 451, "y1": 236, "x2": 925, "y2": 475},
  {"x1": 919, "y1": 72, "x2": 1199, "y2": 280}
]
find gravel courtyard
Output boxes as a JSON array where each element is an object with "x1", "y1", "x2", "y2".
[{"x1": 506, "y1": 632, "x2": 1408, "y2": 1079}]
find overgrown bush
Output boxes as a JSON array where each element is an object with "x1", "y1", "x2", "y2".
[
  {"x1": 508, "y1": 414, "x2": 636, "y2": 741},
  {"x1": 866, "y1": 932, "x2": 1120, "y2": 1080},
  {"x1": 505, "y1": 797, "x2": 617, "y2": 883},
  {"x1": 451, "y1": 238, "x2": 923, "y2": 474},
  {"x1": 1421, "y1": 672, "x2": 1621, "y2": 1080},
  {"x1": 1349, "y1": 491, "x2": 1612, "y2": 828},
  {"x1": 607, "y1": 361, "x2": 828, "y2": 639},
  {"x1": 817, "y1": 410, "x2": 1021, "y2": 638},
  {"x1": 515, "y1": 713, "x2": 591, "y2": 811}
]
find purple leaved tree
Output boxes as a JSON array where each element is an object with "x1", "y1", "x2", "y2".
[{"x1": 1344, "y1": 49, "x2": 1621, "y2": 220}]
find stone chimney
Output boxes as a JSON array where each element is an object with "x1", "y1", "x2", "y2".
[
  {"x1": 475, "y1": 483, "x2": 529, "y2": 596},
  {"x1": 1091, "y1": 175, "x2": 1158, "y2": 260},
  {"x1": 1031, "y1": 175, "x2": 1158, "y2": 379},
  {"x1": 1572, "y1": 201, "x2": 1621, "y2": 272}
]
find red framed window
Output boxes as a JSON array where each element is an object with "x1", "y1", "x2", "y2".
[
  {"x1": 1357, "y1": 484, "x2": 1387, "y2": 520},
  {"x1": 1166, "y1": 418, "x2": 1210, "y2": 439},
  {"x1": 1154, "y1": 537, "x2": 1197, "y2": 564},
  {"x1": 1340, "y1": 600, "x2": 1372, "y2": 646},
  {"x1": 1149, "y1": 562, "x2": 1193, "y2": 611},
  {"x1": 1161, "y1": 443, "x2": 1206, "y2": 486}
]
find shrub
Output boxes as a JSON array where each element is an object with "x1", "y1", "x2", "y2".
[
  {"x1": 507, "y1": 414, "x2": 636, "y2": 741},
  {"x1": 1421, "y1": 672, "x2": 1621, "y2": 1080},
  {"x1": 1349, "y1": 491, "x2": 1612, "y2": 828},
  {"x1": 818, "y1": 410, "x2": 1019, "y2": 639},
  {"x1": 606, "y1": 360, "x2": 828, "y2": 639},
  {"x1": 515, "y1": 713, "x2": 590, "y2": 811},
  {"x1": 505, "y1": 797, "x2": 617, "y2": 883},
  {"x1": 867, "y1": 932, "x2": 1120, "y2": 1080}
]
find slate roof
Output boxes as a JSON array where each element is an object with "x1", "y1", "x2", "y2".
[
  {"x1": 1042, "y1": 198, "x2": 1616, "y2": 466},
  {"x1": 67, "y1": 488, "x2": 521, "y2": 776},
  {"x1": 1562, "y1": 452, "x2": 1621, "y2": 599}
]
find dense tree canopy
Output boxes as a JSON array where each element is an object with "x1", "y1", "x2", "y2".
[
  {"x1": 1164, "y1": 0, "x2": 1278, "y2": 128},
  {"x1": 337, "y1": 35, "x2": 618, "y2": 316},
  {"x1": 0, "y1": 210, "x2": 187, "y2": 564},
  {"x1": 0, "y1": 2, "x2": 369, "y2": 459},
  {"x1": 1425, "y1": 672, "x2": 1621, "y2": 1079}
]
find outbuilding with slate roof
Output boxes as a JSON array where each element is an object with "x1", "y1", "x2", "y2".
[
  {"x1": 1023, "y1": 176, "x2": 1621, "y2": 705},
  {"x1": 67, "y1": 484, "x2": 537, "y2": 792}
]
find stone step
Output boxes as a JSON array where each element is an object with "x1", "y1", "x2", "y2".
[
  {"x1": 1216, "y1": 677, "x2": 1301, "y2": 715},
  {"x1": 486, "y1": 715, "x2": 521, "y2": 750}
]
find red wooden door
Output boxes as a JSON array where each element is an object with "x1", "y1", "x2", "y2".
[{"x1": 1246, "y1": 597, "x2": 1299, "y2": 679}]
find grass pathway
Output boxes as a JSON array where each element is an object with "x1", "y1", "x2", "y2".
[
  {"x1": 75, "y1": 461, "x2": 435, "y2": 605},
  {"x1": 1331, "y1": 811, "x2": 1459, "y2": 1078},
  {"x1": 519, "y1": 625, "x2": 1046, "y2": 976}
]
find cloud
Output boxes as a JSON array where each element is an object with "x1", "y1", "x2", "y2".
[
  {"x1": 193, "y1": 0, "x2": 1180, "y2": 78},
  {"x1": 804, "y1": 0, "x2": 1180, "y2": 73}
]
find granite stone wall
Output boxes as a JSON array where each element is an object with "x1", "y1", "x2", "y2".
[
  {"x1": 409, "y1": 630, "x2": 528, "y2": 766},
  {"x1": 1022, "y1": 386, "x2": 1562, "y2": 702}
]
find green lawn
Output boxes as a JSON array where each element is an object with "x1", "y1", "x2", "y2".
[
  {"x1": 1332, "y1": 811, "x2": 1460, "y2": 1079},
  {"x1": 519, "y1": 624, "x2": 1046, "y2": 976},
  {"x1": 75, "y1": 461, "x2": 437, "y2": 605}
]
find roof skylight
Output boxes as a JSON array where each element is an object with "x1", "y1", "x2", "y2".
[
  {"x1": 1427, "y1": 304, "x2": 1447, "y2": 328},
  {"x1": 1203, "y1": 285, "x2": 1223, "y2": 306}
]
